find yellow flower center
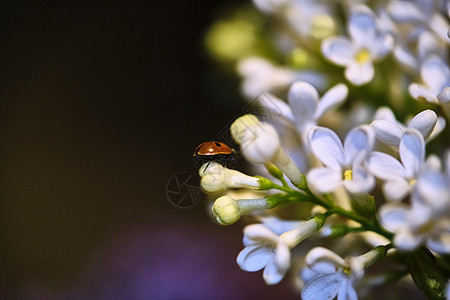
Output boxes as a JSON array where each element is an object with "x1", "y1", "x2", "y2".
[
  {"x1": 409, "y1": 179, "x2": 417, "y2": 186},
  {"x1": 344, "y1": 169, "x2": 353, "y2": 181},
  {"x1": 343, "y1": 266, "x2": 351, "y2": 275},
  {"x1": 355, "y1": 48, "x2": 371, "y2": 64}
]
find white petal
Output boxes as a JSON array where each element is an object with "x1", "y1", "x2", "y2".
[
  {"x1": 315, "y1": 84, "x2": 348, "y2": 120},
  {"x1": 348, "y1": 6, "x2": 377, "y2": 48},
  {"x1": 343, "y1": 125, "x2": 374, "y2": 166},
  {"x1": 301, "y1": 267, "x2": 320, "y2": 284},
  {"x1": 379, "y1": 204, "x2": 408, "y2": 232},
  {"x1": 237, "y1": 244, "x2": 274, "y2": 272},
  {"x1": 263, "y1": 259, "x2": 285, "y2": 285},
  {"x1": 345, "y1": 62, "x2": 374, "y2": 86},
  {"x1": 371, "y1": 33, "x2": 394, "y2": 60},
  {"x1": 394, "y1": 227, "x2": 423, "y2": 251},
  {"x1": 400, "y1": 129, "x2": 425, "y2": 178},
  {"x1": 288, "y1": 81, "x2": 319, "y2": 125},
  {"x1": 429, "y1": 13, "x2": 450, "y2": 46},
  {"x1": 243, "y1": 224, "x2": 279, "y2": 244},
  {"x1": 427, "y1": 230, "x2": 450, "y2": 254},
  {"x1": 321, "y1": 36, "x2": 354, "y2": 66},
  {"x1": 421, "y1": 56, "x2": 450, "y2": 94},
  {"x1": 428, "y1": 117, "x2": 446, "y2": 142},
  {"x1": 374, "y1": 106, "x2": 397, "y2": 122},
  {"x1": 308, "y1": 126, "x2": 344, "y2": 170},
  {"x1": 306, "y1": 247, "x2": 347, "y2": 269},
  {"x1": 437, "y1": 87, "x2": 450, "y2": 104},
  {"x1": 275, "y1": 242, "x2": 291, "y2": 272},
  {"x1": 344, "y1": 167, "x2": 375, "y2": 194},
  {"x1": 338, "y1": 279, "x2": 358, "y2": 300},
  {"x1": 308, "y1": 168, "x2": 342, "y2": 193},
  {"x1": 366, "y1": 151, "x2": 406, "y2": 180},
  {"x1": 407, "y1": 110, "x2": 437, "y2": 141},
  {"x1": 387, "y1": 1, "x2": 425, "y2": 23},
  {"x1": 302, "y1": 273, "x2": 345, "y2": 300},
  {"x1": 241, "y1": 122, "x2": 281, "y2": 164},
  {"x1": 371, "y1": 120, "x2": 403, "y2": 147},
  {"x1": 257, "y1": 93, "x2": 295, "y2": 122},
  {"x1": 409, "y1": 83, "x2": 439, "y2": 103},
  {"x1": 416, "y1": 170, "x2": 450, "y2": 210},
  {"x1": 259, "y1": 216, "x2": 303, "y2": 235},
  {"x1": 393, "y1": 45, "x2": 418, "y2": 71},
  {"x1": 417, "y1": 31, "x2": 445, "y2": 61},
  {"x1": 383, "y1": 179, "x2": 411, "y2": 201}
]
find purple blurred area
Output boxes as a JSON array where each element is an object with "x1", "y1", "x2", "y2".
[{"x1": 0, "y1": 1, "x2": 296, "y2": 299}]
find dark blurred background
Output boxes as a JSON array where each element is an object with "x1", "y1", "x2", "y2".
[{"x1": 0, "y1": 1, "x2": 296, "y2": 299}]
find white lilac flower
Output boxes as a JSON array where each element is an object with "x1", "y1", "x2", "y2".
[
  {"x1": 366, "y1": 128, "x2": 425, "y2": 201},
  {"x1": 237, "y1": 57, "x2": 326, "y2": 99},
  {"x1": 380, "y1": 199, "x2": 450, "y2": 253},
  {"x1": 387, "y1": 0, "x2": 450, "y2": 44},
  {"x1": 321, "y1": 5, "x2": 393, "y2": 85},
  {"x1": 211, "y1": 195, "x2": 275, "y2": 226},
  {"x1": 301, "y1": 247, "x2": 361, "y2": 300},
  {"x1": 371, "y1": 107, "x2": 445, "y2": 148},
  {"x1": 409, "y1": 55, "x2": 450, "y2": 104},
  {"x1": 307, "y1": 125, "x2": 375, "y2": 194},
  {"x1": 257, "y1": 81, "x2": 348, "y2": 136},
  {"x1": 198, "y1": 162, "x2": 261, "y2": 193},
  {"x1": 231, "y1": 114, "x2": 303, "y2": 185},
  {"x1": 237, "y1": 217, "x2": 321, "y2": 284}
]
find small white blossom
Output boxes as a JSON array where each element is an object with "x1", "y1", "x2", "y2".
[
  {"x1": 371, "y1": 107, "x2": 445, "y2": 148},
  {"x1": 211, "y1": 195, "x2": 274, "y2": 226},
  {"x1": 321, "y1": 5, "x2": 393, "y2": 85},
  {"x1": 257, "y1": 81, "x2": 348, "y2": 136},
  {"x1": 307, "y1": 125, "x2": 375, "y2": 194},
  {"x1": 366, "y1": 128, "x2": 425, "y2": 201},
  {"x1": 231, "y1": 114, "x2": 303, "y2": 185},
  {"x1": 237, "y1": 218, "x2": 321, "y2": 285},
  {"x1": 409, "y1": 55, "x2": 450, "y2": 104},
  {"x1": 301, "y1": 247, "x2": 362, "y2": 300},
  {"x1": 199, "y1": 162, "x2": 261, "y2": 193}
]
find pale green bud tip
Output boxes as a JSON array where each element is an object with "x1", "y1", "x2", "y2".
[
  {"x1": 211, "y1": 196, "x2": 241, "y2": 225},
  {"x1": 230, "y1": 114, "x2": 260, "y2": 144},
  {"x1": 264, "y1": 163, "x2": 284, "y2": 180},
  {"x1": 312, "y1": 214, "x2": 327, "y2": 228},
  {"x1": 257, "y1": 176, "x2": 276, "y2": 190}
]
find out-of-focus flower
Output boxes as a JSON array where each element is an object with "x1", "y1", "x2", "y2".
[
  {"x1": 237, "y1": 217, "x2": 322, "y2": 284},
  {"x1": 366, "y1": 129, "x2": 425, "y2": 201},
  {"x1": 238, "y1": 57, "x2": 326, "y2": 99},
  {"x1": 321, "y1": 6, "x2": 393, "y2": 85},
  {"x1": 307, "y1": 125, "x2": 375, "y2": 194},
  {"x1": 409, "y1": 55, "x2": 450, "y2": 104},
  {"x1": 380, "y1": 199, "x2": 450, "y2": 253}
]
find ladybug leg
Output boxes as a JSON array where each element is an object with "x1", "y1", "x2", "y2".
[{"x1": 203, "y1": 160, "x2": 213, "y2": 173}]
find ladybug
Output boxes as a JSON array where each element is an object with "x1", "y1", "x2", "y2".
[{"x1": 193, "y1": 141, "x2": 237, "y2": 170}]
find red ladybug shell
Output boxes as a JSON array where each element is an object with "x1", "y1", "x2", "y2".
[{"x1": 193, "y1": 141, "x2": 234, "y2": 156}]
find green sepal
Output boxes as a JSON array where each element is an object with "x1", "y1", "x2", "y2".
[{"x1": 350, "y1": 194, "x2": 376, "y2": 220}]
